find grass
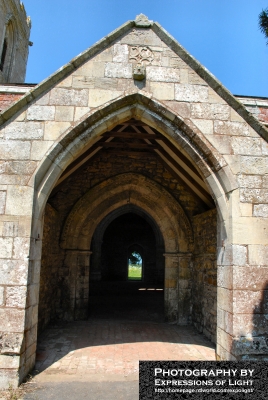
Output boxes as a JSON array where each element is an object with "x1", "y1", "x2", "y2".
[{"x1": 128, "y1": 265, "x2": 142, "y2": 280}]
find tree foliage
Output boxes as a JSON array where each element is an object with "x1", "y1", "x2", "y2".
[
  {"x1": 259, "y1": 8, "x2": 268, "y2": 44},
  {"x1": 129, "y1": 251, "x2": 142, "y2": 265}
]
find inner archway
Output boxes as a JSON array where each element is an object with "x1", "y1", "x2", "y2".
[{"x1": 89, "y1": 211, "x2": 165, "y2": 321}]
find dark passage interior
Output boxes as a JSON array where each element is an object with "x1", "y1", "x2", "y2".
[{"x1": 89, "y1": 212, "x2": 165, "y2": 321}]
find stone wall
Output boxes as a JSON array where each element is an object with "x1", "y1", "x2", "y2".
[
  {"x1": 192, "y1": 209, "x2": 217, "y2": 343},
  {"x1": 0, "y1": 0, "x2": 31, "y2": 83}
]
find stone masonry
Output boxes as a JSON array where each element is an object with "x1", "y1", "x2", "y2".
[
  {"x1": 0, "y1": 12, "x2": 267, "y2": 388},
  {"x1": 0, "y1": 0, "x2": 31, "y2": 83}
]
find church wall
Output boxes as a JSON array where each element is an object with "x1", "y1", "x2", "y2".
[
  {"x1": 0, "y1": 15, "x2": 267, "y2": 386},
  {"x1": 192, "y1": 209, "x2": 217, "y2": 343}
]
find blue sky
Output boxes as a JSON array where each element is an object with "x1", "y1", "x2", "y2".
[{"x1": 23, "y1": 0, "x2": 268, "y2": 97}]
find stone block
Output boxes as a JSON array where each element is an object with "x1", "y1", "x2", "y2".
[
  {"x1": 233, "y1": 313, "x2": 268, "y2": 336},
  {"x1": 164, "y1": 101, "x2": 190, "y2": 118},
  {"x1": 27, "y1": 284, "x2": 39, "y2": 307},
  {"x1": 0, "y1": 369, "x2": 19, "y2": 389},
  {"x1": 6, "y1": 286, "x2": 27, "y2": 308},
  {"x1": 208, "y1": 89, "x2": 226, "y2": 104},
  {"x1": 214, "y1": 120, "x2": 249, "y2": 136},
  {"x1": 13, "y1": 237, "x2": 30, "y2": 260},
  {"x1": 217, "y1": 327, "x2": 233, "y2": 353},
  {"x1": 150, "y1": 82, "x2": 174, "y2": 100},
  {"x1": 147, "y1": 66, "x2": 180, "y2": 82},
  {"x1": 25, "y1": 324, "x2": 37, "y2": 349},
  {"x1": 73, "y1": 61, "x2": 105, "y2": 77},
  {"x1": 218, "y1": 287, "x2": 233, "y2": 313},
  {"x1": 248, "y1": 245, "x2": 268, "y2": 265},
  {"x1": 191, "y1": 103, "x2": 230, "y2": 120},
  {"x1": 253, "y1": 204, "x2": 268, "y2": 217},
  {"x1": 240, "y1": 156, "x2": 268, "y2": 175},
  {"x1": 232, "y1": 217, "x2": 268, "y2": 245},
  {"x1": 217, "y1": 265, "x2": 232, "y2": 289},
  {"x1": 191, "y1": 119, "x2": 213, "y2": 134},
  {"x1": 239, "y1": 203, "x2": 252, "y2": 217},
  {"x1": 104, "y1": 62, "x2": 132, "y2": 79},
  {"x1": 175, "y1": 84, "x2": 208, "y2": 102},
  {"x1": 0, "y1": 259, "x2": 28, "y2": 285},
  {"x1": 0, "y1": 355, "x2": 20, "y2": 369},
  {"x1": 0, "y1": 286, "x2": 4, "y2": 306},
  {"x1": 261, "y1": 139, "x2": 268, "y2": 155},
  {"x1": 0, "y1": 332, "x2": 24, "y2": 355},
  {"x1": 122, "y1": 29, "x2": 165, "y2": 47},
  {"x1": 57, "y1": 75, "x2": 73, "y2": 88},
  {"x1": 72, "y1": 76, "x2": 94, "y2": 89},
  {"x1": 0, "y1": 309, "x2": 25, "y2": 332},
  {"x1": 49, "y1": 88, "x2": 89, "y2": 106},
  {"x1": 113, "y1": 44, "x2": 129, "y2": 62},
  {"x1": 88, "y1": 89, "x2": 123, "y2": 108},
  {"x1": 237, "y1": 175, "x2": 262, "y2": 188},
  {"x1": 55, "y1": 106, "x2": 74, "y2": 122},
  {"x1": 169, "y1": 57, "x2": 188, "y2": 69},
  {"x1": 217, "y1": 308, "x2": 233, "y2": 335},
  {"x1": 0, "y1": 140, "x2": 31, "y2": 160},
  {"x1": 3, "y1": 121, "x2": 44, "y2": 140},
  {"x1": 44, "y1": 121, "x2": 71, "y2": 141},
  {"x1": 74, "y1": 107, "x2": 90, "y2": 121},
  {"x1": 233, "y1": 289, "x2": 268, "y2": 314},
  {"x1": 0, "y1": 237, "x2": 13, "y2": 258},
  {"x1": 25, "y1": 305, "x2": 38, "y2": 330},
  {"x1": 0, "y1": 191, "x2": 6, "y2": 214},
  {"x1": 35, "y1": 92, "x2": 50, "y2": 105},
  {"x1": 207, "y1": 135, "x2": 232, "y2": 154},
  {"x1": 231, "y1": 137, "x2": 261, "y2": 155},
  {"x1": 30, "y1": 140, "x2": 53, "y2": 161},
  {"x1": 233, "y1": 265, "x2": 268, "y2": 290},
  {"x1": 27, "y1": 106, "x2": 55, "y2": 121},
  {"x1": 240, "y1": 188, "x2": 268, "y2": 203},
  {"x1": 6, "y1": 186, "x2": 34, "y2": 216}
]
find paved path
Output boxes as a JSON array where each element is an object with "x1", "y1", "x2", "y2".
[{"x1": 23, "y1": 318, "x2": 215, "y2": 400}]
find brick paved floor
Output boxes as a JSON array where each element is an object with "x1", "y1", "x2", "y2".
[{"x1": 34, "y1": 318, "x2": 216, "y2": 382}]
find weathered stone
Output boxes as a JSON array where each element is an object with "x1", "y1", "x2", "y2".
[
  {"x1": 5, "y1": 186, "x2": 34, "y2": 216},
  {"x1": 6, "y1": 286, "x2": 27, "y2": 308},
  {"x1": 150, "y1": 82, "x2": 174, "y2": 100},
  {"x1": 0, "y1": 286, "x2": 4, "y2": 306},
  {"x1": 0, "y1": 237, "x2": 13, "y2": 258},
  {"x1": 2, "y1": 121, "x2": 44, "y2": 140},
  {"x1": 104, "y1": 62, "x2": 132, "y2": 79},
  {"x1": 175, "y1": 84, "x2": 208, "y2": 102},
  {"x1": 49, "y1": 88, "x2": 89, "y2": 106},
  {"x1": 44, "y1": 121, "x2": 71, "y2": 141},
  {"x1": 30, "y1": 140, "x2": 53, "y2": 161},
  {"x1": 240, "y1": 188, "x2": 268, "y2": 203},
  {"x1": 55, "y1": 106, "x2": 74, "y2": 122},
  {"x1": 113, "y1": 44, "x2": 129, "y2": 63},
  {"x1": 27, "y1": 106, "x2": 55, "y2": 121},
  {"x1": 147, "y1": 67, "x2": 180, "y2": 82},
  {"x1": 0, "y1": 140, "x2": 31, "y2": 160},
  {"x1": 237, "y1": 174, "x2": 262, "y2": 188},
  {"x1": 248, "y1": 245, "x2": 268, "y2": 265},
  {"x1": 0, "y1": 332, "x2": 24, "y2": 355},
  {"x1": 191, "y1": 103, "x2": 230, "y2": 120},
  {"x1": 214, "y1": 120, "x2": 249, "y2": 136},
  {"x1": 233, "y1": 290, "x2": 268, "y2": 314},
  {"x1": 240, "y1": 156, "x2": 268, "y2": 174},
  {"x1": 88, "y1": 89, "x2": 123, "y2": 108},
  {"x1": 231, "y1": 137, "x2": 262, "y2": 155},
  {"x1": 0, "y1": 191, "x2": 6, "y2": 214},
  {"x1": 0, "y1": 309, "x2": 25, "y2": 332},
  {"x1": 253, "y1": 204, "x2": 268, "y2": 217}
]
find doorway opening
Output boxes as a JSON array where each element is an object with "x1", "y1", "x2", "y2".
[
  {"x1": 127, "y1": 245, "x2": 143, "y2": 281},
  {"x1": 89, "y1": 211, "x2": 165, "y2": 321}
]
